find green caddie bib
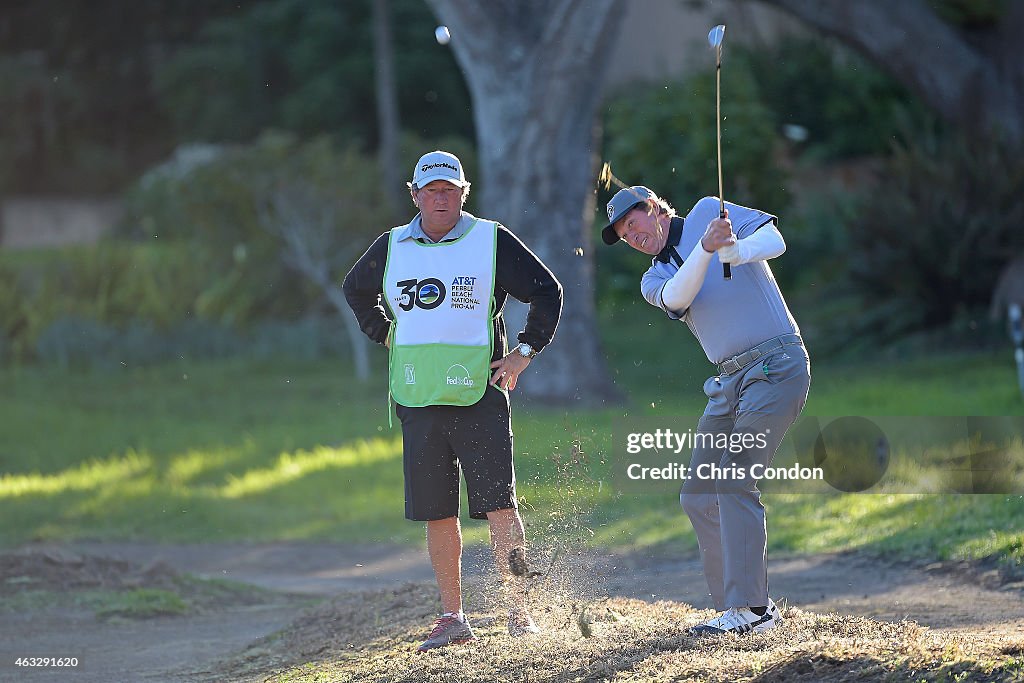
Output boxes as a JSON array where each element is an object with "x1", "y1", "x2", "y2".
[{"x1": 383, "y1": 219, "x2": 497, "y2": 406}]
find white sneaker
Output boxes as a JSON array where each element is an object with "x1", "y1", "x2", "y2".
[{"x1": 688, "y1": 598, "x2": 782, "y2": 636}]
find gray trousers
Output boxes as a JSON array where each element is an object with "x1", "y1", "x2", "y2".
[{"x1": 679, "y1": 343, "x2": 810, "y2": 610}]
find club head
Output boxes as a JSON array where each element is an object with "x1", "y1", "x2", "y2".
[{"x1": 707, "y1": 24, "x2": 726, "y2": 49}]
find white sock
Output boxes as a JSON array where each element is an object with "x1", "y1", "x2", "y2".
[{"x1": 442, "y1": 610, "x2": 466, "y2": 623}]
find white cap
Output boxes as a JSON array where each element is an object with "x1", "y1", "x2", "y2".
[{"x1": 410, "y1": 150, "x2": 468, "y2": 189}]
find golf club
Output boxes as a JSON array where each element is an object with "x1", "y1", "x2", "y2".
[{"x1": 708, "y1": 24, "x2": 731, "y2": 280}]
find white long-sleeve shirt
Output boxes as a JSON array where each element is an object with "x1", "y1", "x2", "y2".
[
  {"x1": 639, "y1": 197, "x2": 800, "y2": 364},
  {"x1": 660, "y1": 222, "x2": 786, "y2": 312}
]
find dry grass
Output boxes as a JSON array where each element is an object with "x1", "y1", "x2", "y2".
[{"x1": 216, "y1": 569, "x2": 1024, "y2": 683}]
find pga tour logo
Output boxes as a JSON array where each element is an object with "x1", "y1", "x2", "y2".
[{"x1": 445, "y1": 364, "x2": 474, "y2": 387}]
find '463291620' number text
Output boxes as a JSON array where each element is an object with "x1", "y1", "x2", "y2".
[{"x1": 15, "y1": 657, "x2": 79, "y2": 667}]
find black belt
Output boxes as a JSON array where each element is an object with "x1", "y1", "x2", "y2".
[{"x1": 717, "y1": 333, "x2": 802, "y2": 377}]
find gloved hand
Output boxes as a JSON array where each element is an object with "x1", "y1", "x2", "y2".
[{"x1": 717, "y1": 242, "x2": 742, "y2": 265}]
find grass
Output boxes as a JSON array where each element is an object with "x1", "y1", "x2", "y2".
[
  {"x1": 0, "y1": 569, "x2": 268, "y2": 620},
  {"x1": 1, "y1": 303, "x2": 1022, "y2": 572},
  {"x1": 0, "y1": 587, "x2": 188, "y2": 618}
]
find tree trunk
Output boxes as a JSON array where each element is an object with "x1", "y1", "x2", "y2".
[
  {"x1": 753, "y1": 0, "x2": 1024, "y2": 141},
  {"x1": 372, "y1": 0, "x2": 404, "y2": 220},
  {"x1": 426, "y1": 0, "x2": 626, "y2": 405},
  {"x1": 324, "y1": 283, "x2": 372, "y2": 382},
  {"x1": 254, "y1": 185, "x2": 371, "y2": 381}
]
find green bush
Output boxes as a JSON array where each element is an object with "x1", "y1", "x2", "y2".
[
  {"x1": 121, "y1": 130, "x2": 477, "y2": 321},
  {"x1": 0, "y1": 244, "x2": 214, "y2": 362},
  {"x1": 745, "y1": 37, "x2": 929, "y2": 161},
  {"x1": 32, "y1": 314, "x2": 349, "y2": 369},
  {"x1": 598, "y1": 57, "x2": 786, "y2": 312},
  {"x1": 0, "y1": 240, "x2": 348, "y2": 366},
  {"x1": 845, "y1": 122, "x2": 1024, "y2": 340},
  {"x1": 120, "y1": 132, "x2": 392, "y2": 325},
  {"x1": 1, "y1": 132, "x2": 475, "y2": 367},
  {"x1": 769, "y1": 184, "x2": 861, "y2": 290},
  {"x1": 602, "y1": 54, "x2": 786, "y2": 215},
  {"x1": 154, "y1": 0, "x2": 473, "y2": 147}
]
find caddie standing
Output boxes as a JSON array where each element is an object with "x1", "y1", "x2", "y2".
[
  {"x1": 343, "y1": 151, "x2": 562, "y2": 651},
  {"x1": 600, "y1": 185, "x2": 810, "y2": 636}
]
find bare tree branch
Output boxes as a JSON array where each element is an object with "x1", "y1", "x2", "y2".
[
  {"x1": 253, "y1": 178, "x2": 371, "y2": 381},
  {"x1": 753, "y1": 0, "x2": 1023, "y2": 140}
]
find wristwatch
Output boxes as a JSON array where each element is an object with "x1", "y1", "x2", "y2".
[{"x1": 515, "y1": 342, "x2": 539, "y2": 359}]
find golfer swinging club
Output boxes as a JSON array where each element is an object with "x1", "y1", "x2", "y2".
[
  {"x1": 601, "y1": 187, "x2": 810, "y2": 635},
  {"x1": 343, "y1": 151, "x2": 562, "y2": 651}
]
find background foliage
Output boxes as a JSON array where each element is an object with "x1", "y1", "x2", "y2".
[
  {"x1": 598, "y1": 33, "x2": 1020, "y2": 349},
  {"x1": 0, "y1": 0, "x2": 470, "y2": 195},
  {"x1": 845, "y1": 121, "x2": 1024, "y2": 340},
  {"x1": 1, "y1": 3, "x2": 1022, "y2": 365},
  {"x1": 602, "y1": 54, "x2": 784, "y2": 217},
  {"x1": 154, "y1": 0, "x2": 472, "y2": 146},
  {"x1": 746, "y1": 37, "x2": 931, "y2": 161}
]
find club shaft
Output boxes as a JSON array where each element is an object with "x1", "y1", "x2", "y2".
[
  {"x1": 715, "y1": 55, "x2": 731, "y2": 279},
  {"x1": 716, "y1": 62, "x2": 724, "y2": 217}
]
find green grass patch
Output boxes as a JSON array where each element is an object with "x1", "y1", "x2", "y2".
[
  {"x1": 2, "y1": 304, "x2": 1022, "y2": 571},
  {"x1": 0, "y1": 587, "x2": 188, "y2": 619},
  {"x1": 0, "y1": 565, "x2": 276, "y2": 619},
  {"x1": 91, "y1": 588, "x2": 189, "y2": 619}
]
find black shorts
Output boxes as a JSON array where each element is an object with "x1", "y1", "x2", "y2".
[{"x1": 396, "y1": 386, "x2": 517, "y2": 521}]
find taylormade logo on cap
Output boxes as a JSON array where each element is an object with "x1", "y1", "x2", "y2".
[
  {"x1": 421, "y1": 161, "x2": 458, "y2": 173},
  {"x1": 411, "y1": 151, "x2": 468, "y2": 188}
]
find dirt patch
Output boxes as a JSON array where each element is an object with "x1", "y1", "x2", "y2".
[
  {"x1": 922, "y1": 555, "x2": 1024, "y2": 592},
  {"x1": 566, "y1": 547, "x2": 1024, "y2": 632},
  {"x1": 216, "y1": 577, "x2": 1024, "y2": 683},
  {"x1": 47, "y1": 540, "x2": 437, "y2": 594},
  {"x1": 0, "y1": 547, "x2": 270, "y2": 615},
  {"x1": 4, "y1": 542, "x2": 1024, "y2": 682},
  {"x1": 0, "y1": 548, "x2": 309, "y2": 683},
  {"x1": 2, "y1": 548, "x2": 185, "y2": 596}
]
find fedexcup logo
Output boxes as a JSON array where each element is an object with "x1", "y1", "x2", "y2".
[{"x1": 445, "y1": 364, "x2": 474, "y2": 387}]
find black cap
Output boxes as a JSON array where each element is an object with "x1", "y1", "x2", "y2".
[{"x1": 601, "y1": 185, "x2": 654, "y2": 245}]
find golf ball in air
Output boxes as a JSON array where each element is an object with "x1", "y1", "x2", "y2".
[{"x1": 435, "y1": 25, "x2": 450, "y2": 45}]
